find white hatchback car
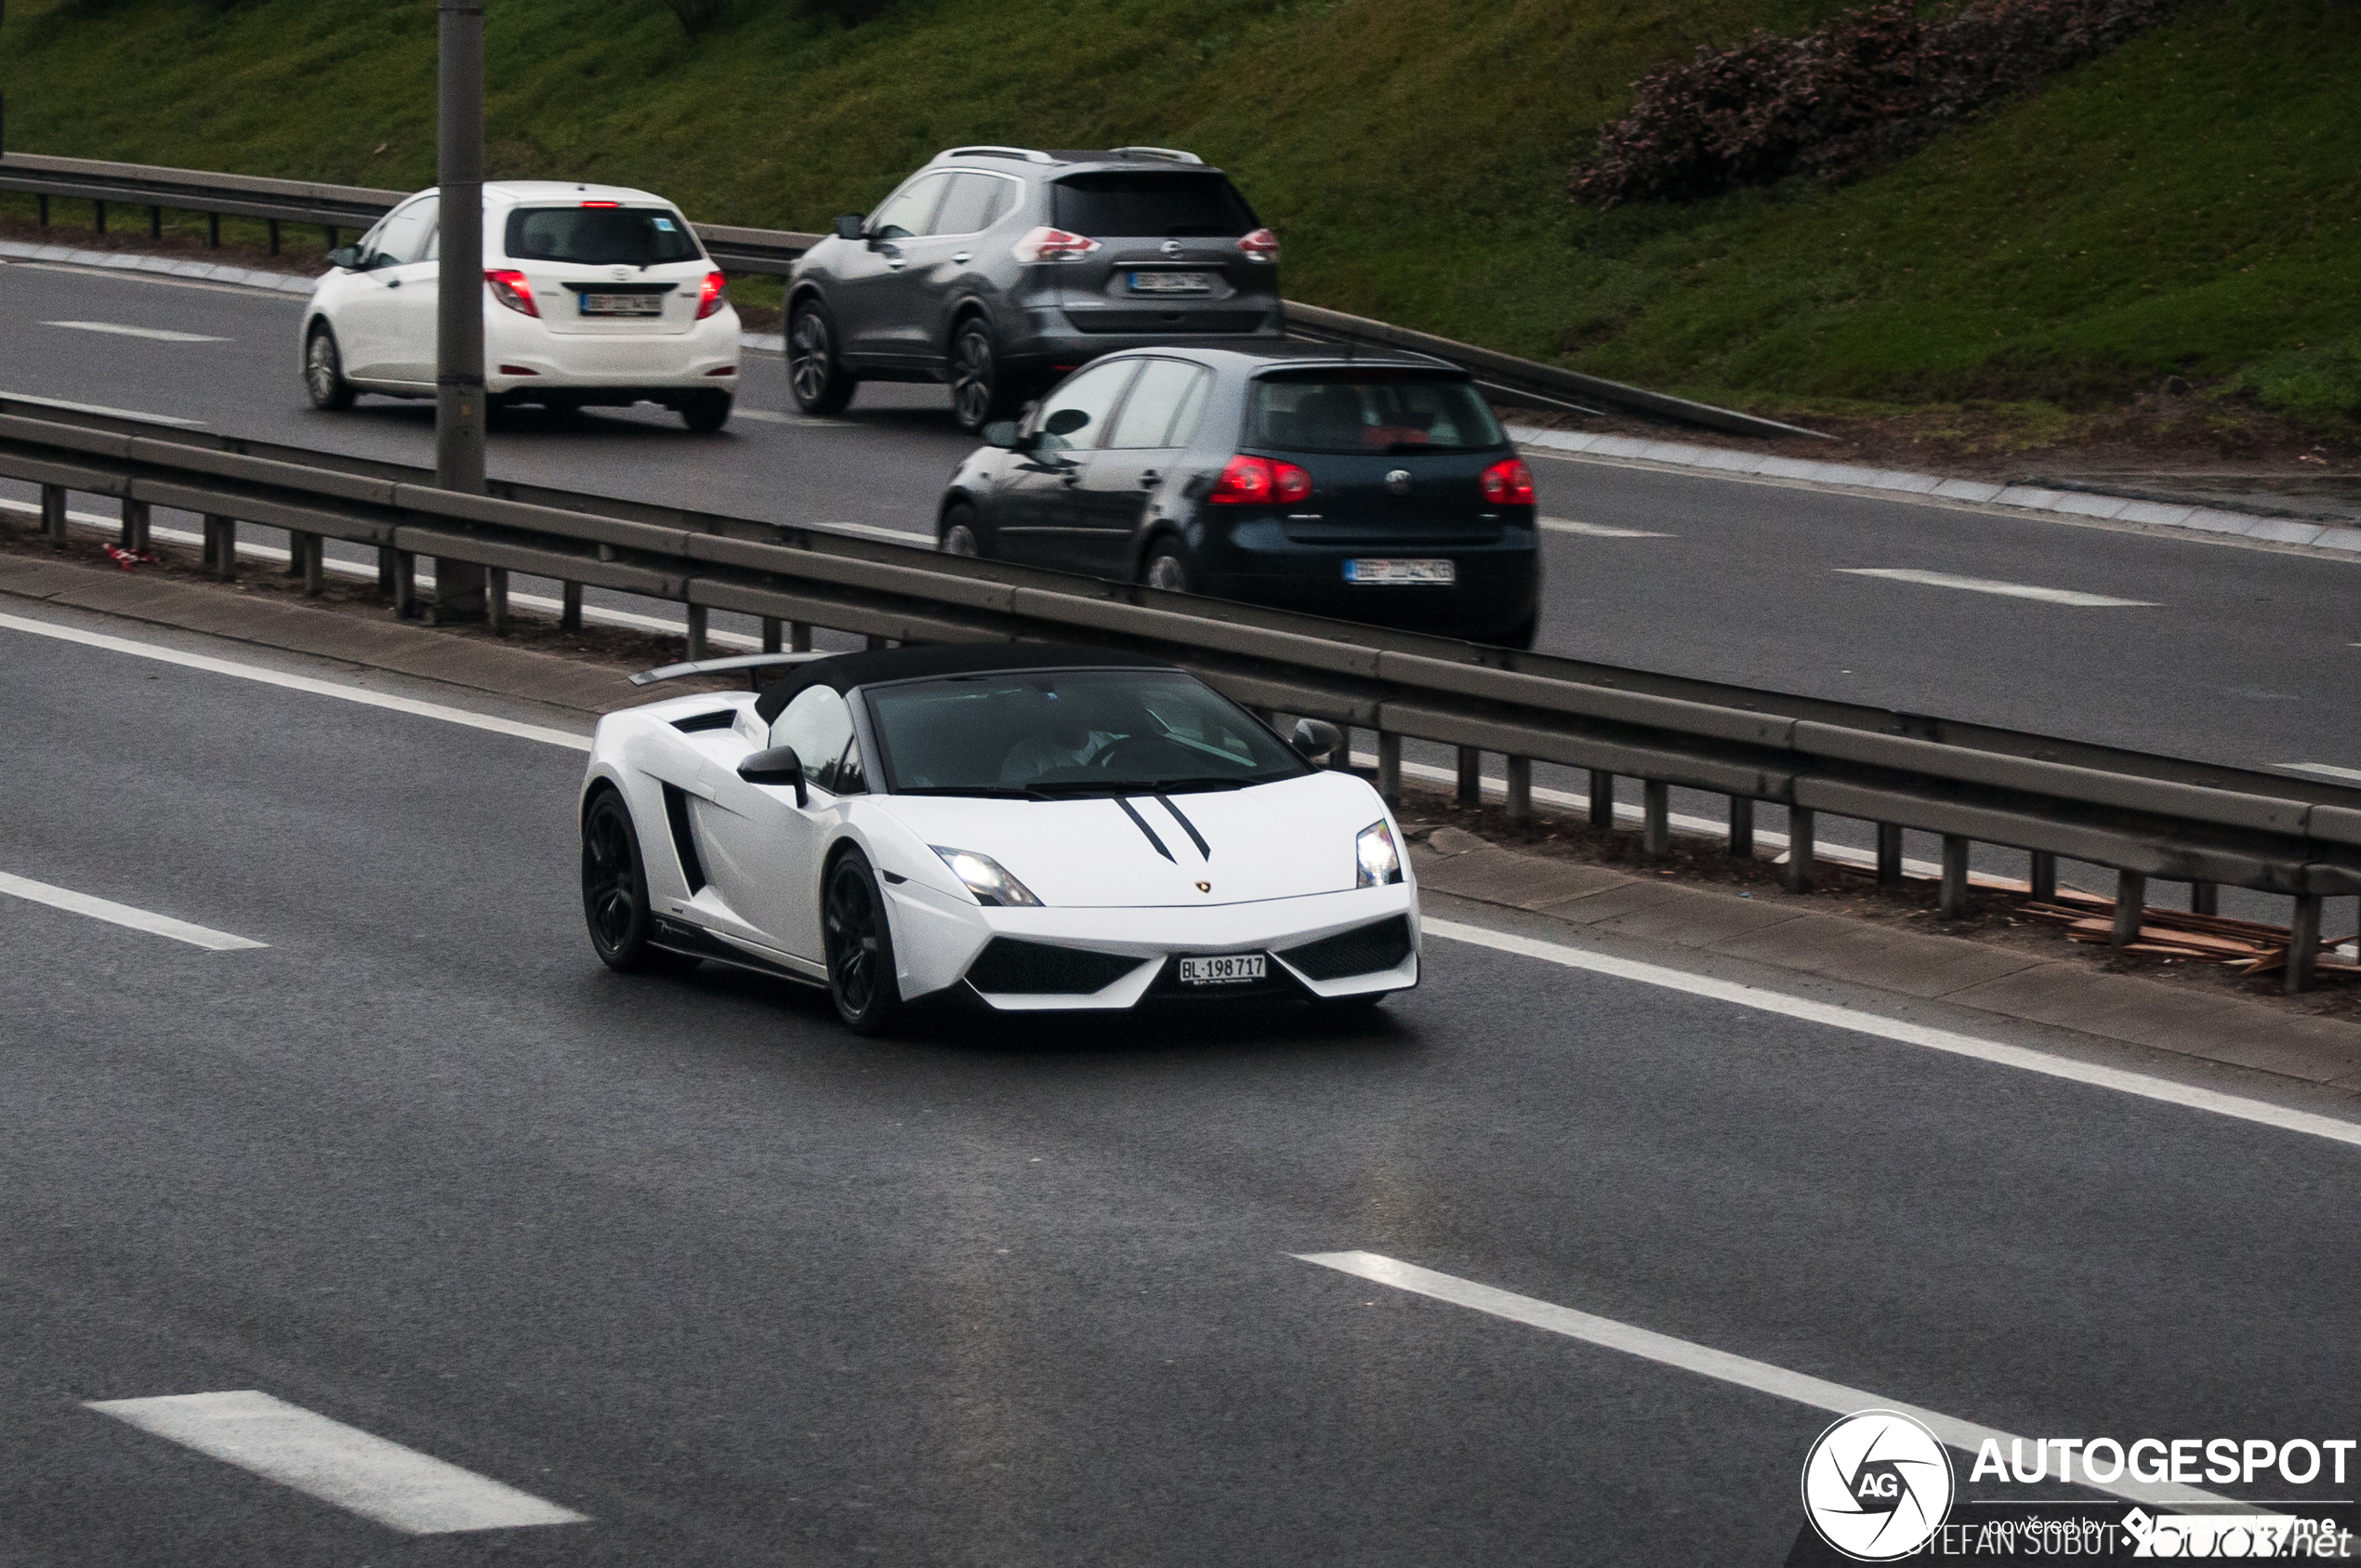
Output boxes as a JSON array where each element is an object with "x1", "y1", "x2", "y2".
[{"x1": 301, "y1": 180, "x2": 742, "y2": 430}]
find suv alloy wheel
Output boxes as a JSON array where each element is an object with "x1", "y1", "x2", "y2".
[
  {"x1": 787, "y1": 299, "x2": 856, "y2": 415},
  {"x1": 948, "y1": 321, "x2": 1011, "y2": 434}
]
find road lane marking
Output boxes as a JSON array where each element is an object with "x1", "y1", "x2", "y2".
[
  {"x1": 41, "y1": 320, "x2": 230, "y2": 343},
  {"x1": 1541, "y1": 517, "x2": 1673, "y2": 538},
  {"x1": 0, "y1": 870, "x2": 265, "y2": 950},
  {"x1": 1836, "y1": 569, "x2": 2157, "y2": 607},
  {"x1": 1294, "y1": 1252, "x2": 2242, "y2": 1514},
  {"x1": 2279, "y1": 763, "x2": 2361, "y2": 785},
  {"x1": 0, "y1": 389, "x2": 206, "y2": 426},
  {"x1": 0, "y1": 613, "x2": 592, "y2": 752},
  {"x1": 1422, "y1": 918, "x2": 2361, "y2": 1148},
  {"x1": 86, "y1": 1390, "x2": 587, "y2": 1535}
]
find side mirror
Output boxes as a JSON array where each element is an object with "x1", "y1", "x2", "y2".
[
  {"x1": 833, "y1": 215, "x2": 864, "y2": 242},
  {"x1": 325, "y1": 245, "x2": 363, "y2": 271},
  {"x1": 1289, "y1": 718, "x2": 1345, "y2": 768},
  {"x1": 981, "y1": 420, "x2": 1021, "y2": 450},
  {"x1": 738, "y1": 745, "x2": 808, "y2": 806},
  {"x1": 1043, "y1": 407, "x2": 1090, "y2": 437}
]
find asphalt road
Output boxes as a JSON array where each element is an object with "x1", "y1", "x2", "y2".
[{"x1": 6, "y1": 603, "x2": 2361, "y2": 1563}]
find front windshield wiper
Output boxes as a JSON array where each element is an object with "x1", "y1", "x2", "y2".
[
  {"x1": 891, "y1": 785, "x2": 1043, "y2": 800},
  {"x1": 1132, "y1": 776, "x2": 1259, "y2": 794}
]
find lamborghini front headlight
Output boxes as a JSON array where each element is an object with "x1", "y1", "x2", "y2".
[
  {"x1": 1355, "y1": 821, "x2": 1403, "y2": 888},
  {"x1": 932, "y1": 847, "x2": 1043, "y2": 908}
]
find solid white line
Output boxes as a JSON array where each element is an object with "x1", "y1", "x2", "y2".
[
  {"x1": 0, "y1": 869, "x2": 265, "y2": 950},
  {"x1": 1541, "y1": 517, "x2": 1673, "y2": 538},
  {"x1": 0, "y1": 612, "x2": 593, "y2": 752},
  {"x1": 1421, "y1": 917, "x2": 2361, "y2": 1149},
  {"x1": 2278, "y1": 763, "x2": 2361, "y2": 786},
  {"x1": 87, "y1": 1390, "x2": 587, "y2": 1535},
  {"x1": 42, "y1": 320, "x2": 229, "y2": 343},
  {"x1": 1836, "y1": 568, "x2": 2157, "y2": 607},
  {"x1": 1294, "y1": 1252, "x2": 2239, "y2": 1513}
]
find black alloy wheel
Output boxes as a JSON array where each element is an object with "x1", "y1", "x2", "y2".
[
  {"x1": 823, "y1": 850, "x2": 904, "y2": 1034},
  {"x1": 581, "y1": 790, "x2": 696, "y2": 974},
  {"x1": 1141, "y1": 538, "x2": 1194, "y2": 594},
  {"x1": 948, "y1": 322, "x2": 1010, "y2": 434},
  {"x1": 679, "y1": 391, "x2": 732, "y2": 432},
  {"x1": 304, "y1": 324, "x2": 355, "y2": 411},
  {"x1": 786, "y1": 300, "x2": 856, "y2": 415},
  {"x1": 940, "y1": 502, "x2": 982, "y2": 558}
]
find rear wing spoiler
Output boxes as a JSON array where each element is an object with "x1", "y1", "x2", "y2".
[{"x1": 628, "y1": 652, "x2": 834, "y2": 689}]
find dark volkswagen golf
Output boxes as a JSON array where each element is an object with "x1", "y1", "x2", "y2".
[{"x1": 937, "y1": 345, "x2": 1542, "y2": 646}]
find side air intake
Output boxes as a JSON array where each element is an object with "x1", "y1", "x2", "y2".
[
  {"x1": 1279, "y1": 916, "x2": 1413, "y2": 981},
  {"x1": 966, "y1": 939, "x2": 1143, "y2": 995}
]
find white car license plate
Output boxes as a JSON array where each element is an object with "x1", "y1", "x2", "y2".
[
  {"x1": 1344, "y1": 558, "x2": 1457, "y2": 586},
  {"x1": 1179, "y1": 953, "x2": 1265, "y2": 985},
  {"x1": 1128, "y1": 270, "x2": 1213, "y2": 294},
  {"x1": 580, "y1": 293, "x2": 664, "y2": 316}
]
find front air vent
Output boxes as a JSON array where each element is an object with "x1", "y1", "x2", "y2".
[
  {"x1": 966, "y1": 939, "x2": 1142, "y2": 995},
  {"x1": 1280, "y1": 915, "x2": 1413, "y2": 980}
]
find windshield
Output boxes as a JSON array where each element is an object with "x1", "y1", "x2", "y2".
[
  {"x1": 1248, "y1": 373, "x2": 1507, "y2": 455},
  {"x1": 1051, "y1": 172, "x2": 1258, "y2": 238},
  {"x1": 865, "y1": 669, "x2": 1310, "y2": 797},
  {"x1": 504, "y1": 206, "x2": 704, "y2": 266}
]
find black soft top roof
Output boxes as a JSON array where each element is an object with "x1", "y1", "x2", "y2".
[{"x1": 753, "y1": 641, "x2": 1180, "y2": 722}]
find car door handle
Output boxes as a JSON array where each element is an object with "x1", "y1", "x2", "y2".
[
  {"x1": 951, "y1": 251, "x2": 971, "y2": 264},
  {"x1": 1137, "y1": 469, "x2": 1159, "y2": 487},
  {"x1": 385, "y1": 278, "x2": 402, "y2": 288},
  {"x1": 884, "y1": 257, "x2": 906, "y2": 270}
]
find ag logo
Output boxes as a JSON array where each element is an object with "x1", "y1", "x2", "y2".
[
  {"x1": 1384, "y1": 468, "x2": 1414, "y2": 496},
  {"x1": 1800, "y1": 1410, "x2": 1954, "y2": 1561}
]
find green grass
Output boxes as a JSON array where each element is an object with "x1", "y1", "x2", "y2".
[{"x1": 3, "y1": 0, "x2": 2354, "y2": 428}]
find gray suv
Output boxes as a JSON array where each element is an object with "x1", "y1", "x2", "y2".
[{"x1": 785, "y1": 146, "x2": 1283, "y2": 431}]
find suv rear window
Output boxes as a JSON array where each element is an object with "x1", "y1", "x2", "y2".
[
  {"x1": 1248, "y1": 374, "x2": 1507, "y2": 455},
  {"x1": 1051, "y1": 173, "x2": 1257, "y2": 238},
  {"x1": 505, "y1": 206, "x2": 703, "y2": 266}
]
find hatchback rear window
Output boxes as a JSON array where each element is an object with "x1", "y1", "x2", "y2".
[
  {"x1": 1051, "y1": 173, "x2": 1257, "y2": 238},
  {"x1": 1247, "y1": 374, "x2": 1506, "y2": 455},
  {"x1": 504, "y1": 206, "x2": 703, "y2": 266}
]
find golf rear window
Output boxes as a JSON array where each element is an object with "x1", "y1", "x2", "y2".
[
  {"x1": 1051, "y1": 173, "x2": 1257, "y2": 238},
  {"x1": 504, "y1": 206, "x2": 703, "y2": 266},
  {"x1": 1248, "y1": 373, "x2": 1506, "y2": 455}
]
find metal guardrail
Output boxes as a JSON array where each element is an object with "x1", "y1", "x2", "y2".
[
  {"x1": 3, "y1": 393, "x2": 2356, "y2": 990},
  {"x1": 0, "y1": 152, "x2": 1819, "y2": 439}
]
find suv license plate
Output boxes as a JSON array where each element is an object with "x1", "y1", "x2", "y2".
[
  {"x1": 1128, "y1": 270, "x2": 1212, "y2": 294},
  {"x1": 580, "y1": 294, "x2": 664, "y2": 316},
  {"x1": 1179, "y1": 954, "x2": 1265, "y2": 985},
  {"x1": 1345, "y1": 558, "x2": 1457, "y2": 586}
]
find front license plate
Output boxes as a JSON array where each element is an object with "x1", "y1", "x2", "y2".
[
  {"x1": 580, "y1": 293, "x2": 664, "y2": 316},
  {"x1": 1179, "y1": 954, "x2": 1266, "y2": 985},
  {"x1": 1344, "y1": 558, "x2": 1457, "y2": 586},
  {"x1": 1128, "y1": 270, "x2": 1213, "y2": 294}
]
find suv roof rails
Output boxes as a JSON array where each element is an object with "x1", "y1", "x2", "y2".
[
  {"x1": 1110, "y1": 145, "x2": 1205, "y2": 165},
  {"x1": 943, "y1": 145, "x2": 1056, "y2": 165}
]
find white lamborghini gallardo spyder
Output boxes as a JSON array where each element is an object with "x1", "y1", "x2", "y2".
[{"x1": 579, "y1": 642, "x2": 1418, "y2": 1033}]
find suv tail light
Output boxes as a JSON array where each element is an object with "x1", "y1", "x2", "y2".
[
  {"x1": 695, "y1": 270, "x2": 729, "y2": 320},
  {"x1": 484, "y1": 269, "x2": 538, "y2": 318},
  {"x1": 1208, "y1": 455, "x2": 1312, "y2": 505},
  {"x1": 1480, "y1": 457, "x2": 1536, "y2": 506},
  {"x1": 1011, "y1": 226, "x2": 1102, "y2": 264},
  {"x1": 1238, "y1": 227, "x2": 1280, "y2": 263}
]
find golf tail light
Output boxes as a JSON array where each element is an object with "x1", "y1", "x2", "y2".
[
  {"x1": 1355, "y1": 821, "x2": 1403, "y2": 888},
  {"x1": 484, "y1": 269, "x2": 538, "y2": 317},
  {"x1": 932, "y1": 847, "x2": 1042, "y2": 908},
  {"x1": 695, "y1": 270, "x2": 730, "y2": 320},
  {"x1": 1480, "y1": 457, "x2": 1536, "y2": 506},
  {"x1": 1238, "y1": 227, "x2": 1280, "y2": 262},
  {"x1": 1209, "y1": 455, "x2": 1312, "y2": 506},
  {"x1": 1011, "y1": 226, "x2": 1101, "y2": 264}
]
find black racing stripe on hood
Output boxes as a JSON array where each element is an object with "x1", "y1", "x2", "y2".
[
  {"x1": 1112, "y1": 797, "x2": 1176, "y2": 863},
  {"x1": 1154, "y1": 794, "x2": 1211, "y2": 860}
]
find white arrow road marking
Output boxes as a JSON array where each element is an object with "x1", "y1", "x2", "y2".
[
  {"x1": 0, "y1": 870, "x2": 265, "y2": 950},
  {"x1": 1541, "y1": 517, "x2": 1674, "y2": 538},
  {"x1": 1836, "y1": 569, "x2": 2157, "y2": 607},
  {"x1": 87, "y1": 1390, "x2": 588, "y2": 1535},
  {"x1": 41, "y1": 320, "x2": 231, "y2": 343},
  {"x1": 1294, "y1": 1251, "x2": 2248, "y2": 1514}
]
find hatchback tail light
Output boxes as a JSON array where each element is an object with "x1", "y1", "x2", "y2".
[
  {"x1": 484, "y1": 269, "x2": 538, "y2": 317},
  {"x1": 579, "y1": 200, "x2": 622, "y2": 208},
  {"x1": 1480, "y1": 457, "x2": 1536, "y2": 506},
  {"x1": 695, "y1": 270, "x2": 729, "y2": 320},
  {"x1": 1011, "y1": 226, "x2": 1102, "y2": 264},
  {"x1": 1238, "y1": 227, "x2": 1280, "y2": 263},
  {"x1": 1208, "y1": 455, "x2": 1312, "y2": 505}
]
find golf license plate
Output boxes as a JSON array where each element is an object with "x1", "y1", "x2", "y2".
[
  {"x1": 1179, "y1": 953, "x2": 1265, "y2": 986},
  {"x1": 1345, "y1": 558, "x2": 1457, "y2": 586},
  {"x1": 1128, "y1": 270, "x2": 1213, "y2": 294},
  {"x1": 580, "y1": 293, "x2": 664, "y2": 317}
]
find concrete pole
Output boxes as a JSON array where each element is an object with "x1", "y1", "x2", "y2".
[{"x1": 433, "y1": 0, "x2": 489, "y2": 620}]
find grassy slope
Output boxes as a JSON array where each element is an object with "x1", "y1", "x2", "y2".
[{"x1": 2, "y1": 0, "x2": 2354, "y2": 429}]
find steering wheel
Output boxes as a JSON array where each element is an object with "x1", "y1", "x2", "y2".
[{"x1": 1090, "y1": 734, "x2": 1197, "y2": 773}]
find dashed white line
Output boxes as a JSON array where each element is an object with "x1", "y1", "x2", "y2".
[
  {"x1": 1293, "y1": 1252, "x2": 2239, "y2": 1513},
  {"x1": 0, "y1": 870, "x2": 266, "y2": 950},
  {"x1": 42, "y1": 320, "x2": 230, "y2": 343},
  {"x1": 1541, "y1": 517, "x2": 1674, "y2": 538},
  {"x1": 2278, "y1": 763, "x2": 2361, "y2": 786},
  {"x1": 87, "y1": 1390, "x2": 587, "y2": 1535},
  {"x1": 1836, "y1": 568, "x2": 2157, "y2": 607}
]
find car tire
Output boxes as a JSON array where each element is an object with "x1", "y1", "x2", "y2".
[
  {"x1": 680, "y1": 391, "x2": 732, "y2": 432},
  {"x1": 948, "y1": 321, "x2": 1015, "y2": 434},
  {"x1": 787, "y1": 299, "x2": 856, "y2": 416},
  {"x1": 940, "y1": 502, "x2": 983, "y2": 559},
  {"x1": 1141, "y1": 538, "x2": 1194, "y2": 594},
  {"x1": 304, "y1": 323, "x2": 355, "y2": 412},
  {"x1": 581, "y1": 789, "x2": 698, "y2": 975},
  {"x1": 823, "y1": 850, "x2": 904, "y2": 1035}
]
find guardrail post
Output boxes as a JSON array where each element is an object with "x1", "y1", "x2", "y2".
[
  {"x1": 1876, "y1": 824, "x2": 1904, "y2": 885},
  {"x1": 2111, "y1": 872, "x2": 2145, "y2": 946},
  {"x1": 376, "y1": 546, "x2": 396, "y2": 599},
  {"x1": 41, "y1": 483, "x2": 68, "y2": 547},
  {"x1": 1377, "y1": 731, "x2": 1401, "y2": 803},
  {"x1": 560, "y1": 581, "x2": 582, "y2": 630},
  {"x1": 2191, "y1": 882, "x2": 2218, "y2": 916},
  {"x1": 149, "y1": 205, "x2": 162, "y2": 241},
  {"x1": 207, "y1": 213, "x2": 219, "y2": 248},
  {"x1": 94, "y1": 199, "x2": 107, "y2": 235},
  {"x1": 2288, "y1": 894, "x2": 2323, "y2": 995},
  {"x1": 1728, "y1": 797, "x2": 1754, "y2": 858},
  {"x1": 1456, "y1": 747, "x2": 1481, "y2": 808},
  {"x1": 2030, "y1": 851, "x2": 2057, "y2": 903},
  {"x1": 1786, "y1": 810, "x2": 1815, "y2": 891},
  {"x1": 790, "y1": 621, "x2": 812, "y2": 652},
  {"x1": 119, "y1": 497, "x2": 150, "y2": 552},
  {"x1": 1505, "y1": 757, "x2": 1532, "y2": 824},
  {"x1": 323, "y1": 225, "x2": 337, "y2": 251},
  {"x1": 37, "y1": 194, "x2": 49, "y2": 228},
  {"x1": 267, "y1": 218, "x2": 280, "y2": 256},
  {"x1": 394, "y1": 551, "x2": 417, "y2": 618},
  {"x1": 761, "y1": 617, "x2": 782, "y2": 653},
  {"x1": 198, "y1": 515, "x2": 235, "y2": 581},
  {"x1": 487, "y1": 569, "x2": 509, "y2": 635},
  {"x1": 1939, "y1": 836, "x2": 1970, "y2": 917},
  {"x1": 1588, "y1": 771, "x2": 1613, "y2": 829},
  {"x1": 685, "y1": 605, "x2": 708, "y2": 661},
  {"x1": 1642, "y1": 780, "x2": 1670, "y2": 855},
  {"x1": 298, "y1": 533, "x2": 323, "y2": 596}
]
